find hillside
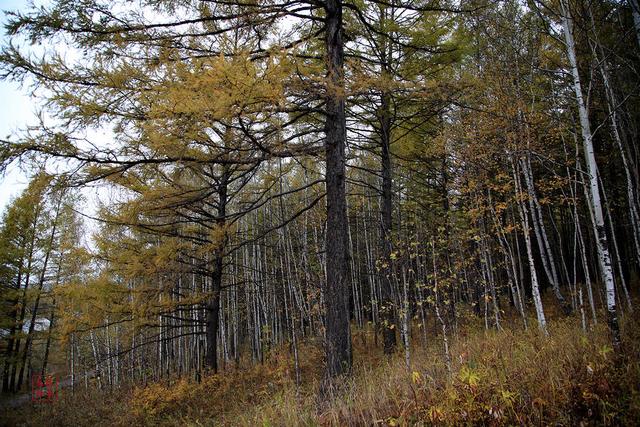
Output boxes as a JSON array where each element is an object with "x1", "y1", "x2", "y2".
[
  {"x1": 1, "y1": 0, "x2": 640, "y2": 426},
  {"x1": 4, "y1": 307, "x2": 639, "y2": 426}
]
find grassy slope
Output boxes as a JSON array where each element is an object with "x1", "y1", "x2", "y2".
[{"x1": 4, "y1": 306, "x2": 640, "y2": 426}]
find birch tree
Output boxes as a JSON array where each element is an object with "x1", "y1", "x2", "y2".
[{"x1": 559, "y1": 0, "x2": 620, "y2": 349}]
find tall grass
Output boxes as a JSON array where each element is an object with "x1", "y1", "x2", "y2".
[{"x1": 4, "y1": 312, "x2": 639, "y2": 426}]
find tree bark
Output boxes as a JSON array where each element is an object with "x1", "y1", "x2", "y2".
[
  {"x1": 16, "y1": 197, "x2": 62, "y2": 392},
  {"x1": 205, "y1": 167, "x2": 229, "y2": 373},
  {"x1": 380, "y1": 89, "x2": 397, "y2": 354},
  {"x1": 512, "y1": 159, "x2": 548, "y2": 334},
  {"x1": 521, "y1": 156, "x2": 571, "y2": 314},
  {"x1": 630, "y1": 0, "x2": 640, "y2": 47},
  {"x1": 561, "y1": 0, "x2": 620, "y2": 350},
  {"x1": 323, "y1": 0, "x2": 352, "y2": 381}
]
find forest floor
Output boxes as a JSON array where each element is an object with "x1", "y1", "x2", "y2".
[{"x1": 3, "y1": 303, "x2": 640, "y2": 426}]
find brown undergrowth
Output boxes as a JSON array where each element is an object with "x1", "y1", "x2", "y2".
[{"x1": 4, "y1": 309, "x2": 639, "y2": 426}]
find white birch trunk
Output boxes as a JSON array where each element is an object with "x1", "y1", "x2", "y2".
[
  {"x1": 512, "y1": 159, "x2": 548, "y2": 334},
  {"x1": 521, "y1": 157, "x2": 570, "y2": 313},
  {"x1": 591, "y1": 32, "x2": 640, "y2": 269},
  {"x1": 561, "y1": 0, "x2": 620, "y2": 349},
  {"x1": 431, "y1": 241, "x2": 451, "y2": 373}
]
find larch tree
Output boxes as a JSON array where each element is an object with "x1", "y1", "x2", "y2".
[
  {"x1": 0, "y1": 0, "x2": 639, "y2": 410},
  {"x1": 0, "y1": 0, "x2": 352, "y2": 380}
]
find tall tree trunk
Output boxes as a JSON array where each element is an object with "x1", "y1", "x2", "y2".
[
  {"x1": 205, "y1": 167, "x2": 229, "y2": 373},
  {"x1": 431, "y1": 241, "x2": 451, "y2": 373},
  {"x1": 380, "y1": 88, "x2": 397, "y2": 354},
  {"x1": 16, "y1": 197, "x2": 62, "y2": 392},
  {"x1": 9, "y1": 207, "x2": 40, "y2": 392},
  {"x1": 599, "y1": 174, "x2": 634, "y2": 312},
  {"x1": 589, "y1": 16, "x2": 640, "y2": 269},
  {"x1": 40, "y1": 300, "x2": 57, "y2": 379},
  {"x1": 512, "y1": 159, "x2": 548, "y2": 334},
  {"x1": 561, "y1": 0, "x2": 620, "y2": 350},
  {"x1": 376, "y1": 0, "x2": 397, "y2": 356},
  {"x1": 323, "y1": 0, "x2": 352, "y2": 381},
  {"x1": 2, "y1": 257, "x2": 23, "y2": 393},
  {"x1": 521, "y1": 156, "x2": 571, "y2": 314},
  {"x1": 572, "y1": 159, "x2": 598, "y2": 325}
]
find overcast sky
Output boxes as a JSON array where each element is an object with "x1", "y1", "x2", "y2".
[{"x1": 0, "y1": 0, "x2": 38, "y2": 213}]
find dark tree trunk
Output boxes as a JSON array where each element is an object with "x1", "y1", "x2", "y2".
[
  {"x1": 205, "y1": 167, "x2": 229, "y2": 374},
  {"x1": 380, "y1": 90, "x2": 397, "y2": 355},
  {"x1": 41, "y1": 298, "x2": 56, "y2": 378},
  {"x1": 9, "y1": 214, "x2": 39, "y2": 393},
  {"x1": 205, "y1": 262, "x2": 223, "y2": 373},
  {"x1": 2, "y1": 259, "x2": 23, "y2": 393},
  {"x1": 16, "y1": 202, "x2": 60, "y2": 392},
  {"x1": 323, "y1": 0, "x2": 352, "y2": 380}
]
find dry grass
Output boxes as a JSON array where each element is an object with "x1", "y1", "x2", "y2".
[{"x1": 4, "y1": 309, "x2": 640, "y2": 426}]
